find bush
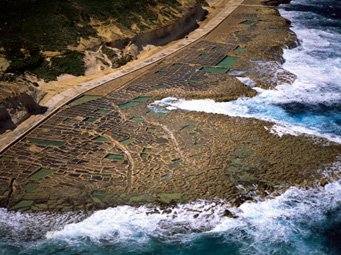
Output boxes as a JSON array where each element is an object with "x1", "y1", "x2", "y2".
[
  {"x1": 7, "y1": 49, "x2": 44, "y2": 74},
  {"x1": 32, "y1": 51, "x2": 85, "y2": 81}
]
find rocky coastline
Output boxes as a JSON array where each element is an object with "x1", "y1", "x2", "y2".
[
  {"x1": 0, "y1": 0, "x2": 208, "y2": 135},
  {"x1": 0, "y1": 0, "x2": 340, "y2": 213}
]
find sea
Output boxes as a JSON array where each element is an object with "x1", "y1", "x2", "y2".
[{"x1": 1, "y1": 0, "x2": 340, "y2": 254}]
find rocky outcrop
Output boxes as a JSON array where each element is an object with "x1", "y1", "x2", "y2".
[
  {"x1": 85, "y1": 3, "x2": 208, "y2": 73},
  {"x1": 0, "y1": 75, "x2": 46, "y2": 134},
  {"x1": 262, "y1": 0, "x2": 291, "y2": 6},
  {"x1": 131, "y1": 4, "x2": 208, "y2": 48}
]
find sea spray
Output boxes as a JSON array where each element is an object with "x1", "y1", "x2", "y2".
[
  {"x1": 1, "y1": 173, "x2": 341, "y2": 254},
  {"x1": 0, "y1": 0, "x2": 340, "y2": 254},
  {"x1": 148, "y1": 0, "x2": 341, "y2": 144}
]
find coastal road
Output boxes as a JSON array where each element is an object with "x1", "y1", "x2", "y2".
[
  {"x1": 0, "y1": 0, "x2": 245, "y2": 153},
  {"x1": 1, "y1": 0, "x2": 338, "y2": 213}
]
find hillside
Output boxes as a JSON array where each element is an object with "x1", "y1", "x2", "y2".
[
  {"x1": 0, "y1": 0, "x2": 206, "y2": 81},
  {"x1": 0, "y1": 0, "x2": 207, "y2": 134}
]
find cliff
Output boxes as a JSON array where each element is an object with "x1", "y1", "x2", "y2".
[
  {"x1": 0, "y1": 0, "x2": 207, "y2": 81},
  {"x1": 0, "y1": 75, "x2": 46, "y2": 134},
  {"x1": 0, "y1": 0, "x2": 207, "y2": 133}
]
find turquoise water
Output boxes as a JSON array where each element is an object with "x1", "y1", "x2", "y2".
[
  {"x1": 2, "y1": 176, "x2": 341, "y2": 254},
  {"x1": 1, "y1": 0, "x2": 341, "y2": 254},
  {"x1": 154, "y1": 0, "x2": 341, "y2": 143}
]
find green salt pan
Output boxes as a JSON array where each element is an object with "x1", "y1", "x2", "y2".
[
  {"x1": 84, "y1": 117, "x2": 97, "y2": 123},
  {"x1": 69, "y1": 95, "x2": 100, "y2": 106},
  {"x1": 94, "y1": 136, "x2": 108, "y2": 142},
  {"x1": 91, "y1": 190, "x2": 106, "y2": 198},
  {"x1": 133, "y1": 96, "x2": 152, "y2": 102},
  {"x1": 118, "y1": 101, "x2": 140, "y2": 109},
  {"x1": 201, "y1": 67, "x2": 227, "y2": 73},
  {"x1": 235, "y1": 46, "x2": 246, "y2": 52},
  {"x1": 131, "y1": 117, "x2": 145, "y2": 123},
  {"x1": 240, "y1": 20, "x2": 256, "y2": 26},
  {"x1": 141, "y1": 148, "x2": 152, "y2": 160},
  {"x1": 171, "y1": 159, "x2": 182, "y2": 164},
  {"x1": 140, "y1": 153, "x2": 149, "y2": 160},
  {"x1": 11, "y1": 200, "x2": 34, "y2": 210},
  {"x1": 143, "y1": 148, "x2": 152, "y2": 153},
  {"x1": 29, "y1": 168, "x2": 54, "y2": 181},
  {"x1": 95, "y1": 109, "x2": 111, "y2": 114},
  {"x1": 25, "y1": 183, "x2": 39, "y2": 192},
  {"x1": 217, "y1": 56, "x2": 239, "y2": 68},
  {"x1": 158, "y1": 193, "x2": 182, "y2": 203},
  {"x1": 161, "y1": 173, "x2": 172, "y2": 181},
  {"x1": 0, "y1": 156, "x2": 11, "y2": 161},
  {"x1": 106, "y1": 154, "x2": 125, "y2": 161},
  {"x1": 153, "y1": 83, "x2": 168, "y2": 89},
  {"x1": 147, "y1": 127, "x2": 156, "y2": 133},
  {"x1": 155, "y1": 70, "x2": 167, "y2": 74},
  {"x1": 129, "y1": 195, "x2": 153, "y2": 203},
  {"x1": 120, "y1": 138, "x2": 134, "y2": 145},
  {"x1": 29, "y1": 138, "x2": 65, "y2": 147}
]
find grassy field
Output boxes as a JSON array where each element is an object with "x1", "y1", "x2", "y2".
[{"x1": 0, "y1": 0, "x2": 188, "y2": 81}]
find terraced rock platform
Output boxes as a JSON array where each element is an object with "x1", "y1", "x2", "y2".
[{"x1": 0, "y1": 0, "x2": 340, "y2": 212}]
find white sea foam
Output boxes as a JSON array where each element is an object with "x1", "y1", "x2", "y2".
[
  {"x1": 46, "y1": 201, "x2": 226, "y2": 244},
  {"x1": 1, "y1": 1, "x2": 341, "y2": 254},
  {"x1": 236, "y1": 77, "x2": 256, "y2": 88},
  {"x1": 40, "y1": 164, "x2": 340, "y2": 254},
  {"x1": 1, "y1": 160, "x2": 340, "y2": 254},
  {"x1": 151, "y1": 97, "x2": 341, "y2": 143},
  {"x1": 148, "y1": 3, "x2": 341, "y2": 144}
]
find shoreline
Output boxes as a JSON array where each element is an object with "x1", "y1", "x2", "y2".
[
  {"x1": 0, "y1": 0, "x2": 243, "y2": 154},
  {"x1": 0, "y1": 0, "x2": 340, "y2": 213}
]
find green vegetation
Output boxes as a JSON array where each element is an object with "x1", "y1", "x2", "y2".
[
  {"x1": 102, "y1": 47, "x2": 117, "y2": 60},
  {"x1": 6, "y1": 49, "x2": 85, "y2": 81},
  {"x1": 0, "y1": 0, "x2": 190, "y2": 80},
  {"x1": 33, "y1": 51, "x2": 85, "y2": 81},
  {"x1": 115, "y1": 55, "x2": 132, "y2": 67}
]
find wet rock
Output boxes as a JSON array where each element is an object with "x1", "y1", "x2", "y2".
[
  {"x1": 223, "y1": 209, "x2": 238, "y2": 218},
  {"x1": 320, "y1": 178, "x2": 329, "y2": 187}
]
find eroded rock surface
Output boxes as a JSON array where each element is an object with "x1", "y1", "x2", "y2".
[
  {"x1": 0, "y1": 75, "x2": 46, "y2": 134},
  {"x1": 0, "y1": 0, "x2": 340, "y2": 212}
]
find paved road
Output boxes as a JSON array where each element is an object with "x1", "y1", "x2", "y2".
[{"x1": 0, "y1": 0, "x2": 244, "y2": 153}]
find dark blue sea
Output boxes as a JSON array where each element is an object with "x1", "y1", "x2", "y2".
[{"x1": 1, "y1": 0, "x2": 341, "y2": 254}]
